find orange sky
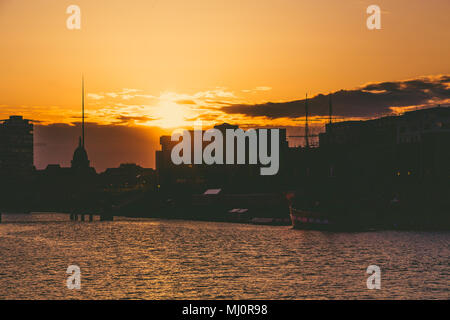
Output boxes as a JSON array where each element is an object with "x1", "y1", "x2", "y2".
[
  {"x1": 1, "y1": 0, "x2": 449, "y2": 127},
  {"x1": 1, "y1": 0, "x2": 449, "y2": 170}
]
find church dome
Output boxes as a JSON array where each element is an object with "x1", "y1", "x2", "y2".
[{"x1": 71, "y1": 137, "x2": 90, "y2": 168}]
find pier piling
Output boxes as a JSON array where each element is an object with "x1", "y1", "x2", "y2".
[{"x1": 70, "y1": 212, "x2": 95, "y2": 222}]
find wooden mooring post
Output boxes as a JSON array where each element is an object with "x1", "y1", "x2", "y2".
[{"x1": 70, "y1": 212, "x2": 96, "y2": 222}]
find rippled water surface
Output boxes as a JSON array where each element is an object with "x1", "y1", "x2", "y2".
[{"x1": 0, "y1": 213, "x2": 448, "y2": 299}]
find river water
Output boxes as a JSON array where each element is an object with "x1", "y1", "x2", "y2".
[{"x1": 0, "y1": 213, "x2": 448, "y2": 299}]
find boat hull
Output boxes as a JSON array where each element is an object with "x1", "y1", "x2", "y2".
[
  {"x1": 290, "y1": 205, "x2": 374, "y2": 231},
  {"x1": 289, "y1": 206, "x2": 332, "y2": 230}
]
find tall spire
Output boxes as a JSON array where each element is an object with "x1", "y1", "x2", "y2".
[
  {"x1": 82, "y1": 74, "x2": 85, "y2": 148},
  {"x1": 305, "y1": 93, "x2": 309, "y2": 148},
  {"x1": 71, "y1": 75, "x2": 90, "y2": 170}
]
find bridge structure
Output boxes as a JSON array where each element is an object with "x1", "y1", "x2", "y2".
[
  {"x1": 0, "y1": 189, "x2": 150, "y2": 223},
  {"x1": 68, "y1": 189, "x2": 149, "y2": 222}
]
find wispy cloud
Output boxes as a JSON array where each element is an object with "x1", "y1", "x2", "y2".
[
  {"x1": 242, "y1": 86, "x2": 272, "y2": 93},
  {"x1": 4, "y1": 75, "x2": 448, "y2": 129},
  {"x1": 93, "y1": 89, "x2": 155, "y2": 101},
  {"x1": 255, "y1": 86, "x2": 272, "y2": 91},
  {"x1": 87, "y1": 93, "x2": 105, "y2": 100}
]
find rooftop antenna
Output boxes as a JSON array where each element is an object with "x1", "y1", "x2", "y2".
[
  {"x1": 82, "y1": 74, "x2": 85, "y2": 148},
  {"x1": 305, "y1": 93, "x2": 309, "y2": 148}
]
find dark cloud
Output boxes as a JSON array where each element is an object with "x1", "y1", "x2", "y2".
[
  {"x1": 221, "y1": 75, "x2": 450, "y2": 119},
  {"x1": 34, "y1": 123, "x2": 168, "y2": 172},
  {"x1": 203, "y1": 100, "x2": 233, "y2": 106}
]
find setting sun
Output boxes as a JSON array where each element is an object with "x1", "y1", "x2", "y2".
[{"x1": 153, "y1": 100, "x2": 193, "y2": 129}]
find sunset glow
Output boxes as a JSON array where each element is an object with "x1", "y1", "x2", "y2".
[{"x1": 0, "y1": 0, "x2": 448, "y2": 169}]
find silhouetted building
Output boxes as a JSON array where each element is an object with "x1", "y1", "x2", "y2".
[
  {"x1": 156, "y1": 123, "x2": 289, "y2": 190},
  {"x1": 101, "y1": 163, "x2": 155, "y2": 189},
  {"x1": 317, "y1": 106, "x2": 450, "y2": 180},
  {"x1": 71, "y1": 137, "x2": 91, "y2": 169},
  {"x1": 70, "y1": 77, "x2": 95, "y2": 174},
  {"x1": 37, "y1": 77, "x2": 96, "y2": 183},
  {"x1": 395, "y1": 106, "x2": 450, "y2": 179},
  {"x1": 319, "y1": 106, "x2": 450, "y2": 148},
  {"x1": 0, "y1": 116, "x2": 34, "y2": 176}
]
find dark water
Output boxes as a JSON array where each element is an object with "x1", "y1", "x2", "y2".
[{"x1": 0, "y1": 213, "x2": 448, "y2": 299}]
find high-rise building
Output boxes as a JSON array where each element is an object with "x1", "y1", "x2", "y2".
[
  {"x1": 0, "y1": 116, "x2": 34, "y2": 175},
  {"x1": 155, "y1": 123, "x2": 288, "y2": 188}
]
